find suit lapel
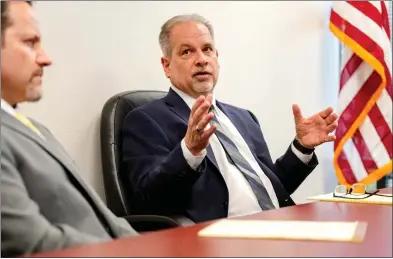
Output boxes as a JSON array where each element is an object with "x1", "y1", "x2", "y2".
[
  {"x1": 40, "y1": 127, "x2": 90, "y2": 188},
  {"x1": 164, "y1": 88, "x2": 191, "y2": 124},
  {"x1": 205, "y1": 145, "x2": 219, "y2": 170},
  {"x1": 1, "y1": 111, "x2": 47, "y2": 148},
  {"x1": 2, "y1": 112, "x2": 80, "y2": 180},
  {"x1": 1, "y1": 112, "x2": 104, "y2": 209},
  {"x1": 164, "y1": 89, "x2": 219, "y2": 170}
]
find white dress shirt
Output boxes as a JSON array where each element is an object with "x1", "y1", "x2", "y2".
[
  {"x1": 1, "y1": 99, "x2": 46, "y2": 140},
  {"x1": 1, "y1": 99, "x2": 17, "y2": 117},
  {"x1": 175, "y1": 87, "x2": 313, "y2": 217}
]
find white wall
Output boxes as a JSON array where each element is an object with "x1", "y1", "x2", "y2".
[{"x1": 20, "y1": 1, "x2": 339, "y2": 204}]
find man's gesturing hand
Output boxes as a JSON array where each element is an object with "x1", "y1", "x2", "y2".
[
  {"x1": 292, "y1": 104, "x2": 338, "y2": 149},
  {"x1": 185, "y1": 94, "x2": 216, "y2": 156}
]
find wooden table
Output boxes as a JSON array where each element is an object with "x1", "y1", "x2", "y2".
[{"x1": 26, "y1": 188, "x2": 392, "y2": 257}]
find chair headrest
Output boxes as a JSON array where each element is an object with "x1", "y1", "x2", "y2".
[{"x1": 102, "y1": 90, "x2": 168, "y2": 144}]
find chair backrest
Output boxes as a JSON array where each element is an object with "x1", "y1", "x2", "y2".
[{"x1": 100, "y1": 90, "x2": 167, "y2": 217}]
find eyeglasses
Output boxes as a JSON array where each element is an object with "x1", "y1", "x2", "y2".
[{"x1": 333, "y1": 183, "x2": 392, "y2": 199}]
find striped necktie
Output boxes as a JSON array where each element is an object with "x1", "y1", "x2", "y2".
[
  {"x1": 210, "y1": 106, "x2": 276, "y2": 210},
  {"x1": 14, "y1": 112, "x2": 44, "y2": 139}
]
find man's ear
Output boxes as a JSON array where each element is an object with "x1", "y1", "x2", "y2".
[{"x1": 161, "y1": 57, "x2": 171, "y2": 78}]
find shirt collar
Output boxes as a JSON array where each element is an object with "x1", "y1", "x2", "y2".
[
  {"x1": 170, "y1": 85, "x2": 216, "y2": 110},
  {"x1": 1, "y1": 99, "x2": 17, "y2": 116}
]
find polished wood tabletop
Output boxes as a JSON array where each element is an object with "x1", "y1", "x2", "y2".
[{"x1": 26, "y1": 188, "x2": 392, "y2": 257}]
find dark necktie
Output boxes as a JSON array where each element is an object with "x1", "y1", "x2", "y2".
[{"x1": 209, "y1": 106, "x2": 276, "y2": 210}]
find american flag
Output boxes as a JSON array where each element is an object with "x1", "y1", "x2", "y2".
[{"x1": 330, "y1": 1, "x2": 392, "y2": 187}]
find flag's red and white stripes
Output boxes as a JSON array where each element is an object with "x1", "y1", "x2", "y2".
[{"x1": 330, "y1": 1, "x2": 392, "y2": 187}]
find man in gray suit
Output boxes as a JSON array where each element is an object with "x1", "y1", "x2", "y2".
[{"x1": 1, "y1": 1, "x2": 138, "y2": 257}]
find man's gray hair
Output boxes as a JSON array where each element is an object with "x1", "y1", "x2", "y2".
[{"x1": 159, "y1": 14, "x2": 215, "y2": 57}]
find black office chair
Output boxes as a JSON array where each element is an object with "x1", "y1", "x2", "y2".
[{"x1": 100, "y1": 90, "x2": 194, "y2": 232}]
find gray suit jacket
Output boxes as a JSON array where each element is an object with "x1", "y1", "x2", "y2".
[{"x1": 1, "y1": 110, "x2": 138, "y2": 257}]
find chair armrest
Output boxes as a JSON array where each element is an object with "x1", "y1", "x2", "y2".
[
  {"x1": 123, "y1": 214, "x2": 194, "y2": 232},
  {"x1": 169, "y1": 215, "x2": 195, "y2": 227}
]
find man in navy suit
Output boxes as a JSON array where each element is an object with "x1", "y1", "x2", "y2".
[{"x1": 121, "y1": 14, "x2": 338, "y2": 223}]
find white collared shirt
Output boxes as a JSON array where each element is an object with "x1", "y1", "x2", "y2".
[
  {"x1": 1, "y1": 99, "x2": 45, "y2": 140},
  {"x1": 1, "y1": 99, "x2": 17, "y2": 117},
  {"x1": 173, "y1": 86, "x2": 313, "y2": 217}
]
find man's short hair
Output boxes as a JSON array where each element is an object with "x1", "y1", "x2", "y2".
[
  {"x1": 159, "y1": 14, "x2": 215, "y2": 57},
  {"x1": 1, "y1": 1, "x2": 32, "y2": 37}
]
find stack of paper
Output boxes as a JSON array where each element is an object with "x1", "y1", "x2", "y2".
[
  {"x1": 307, "y1": 192, "x2": 392, "y2": 205},
  {"x1": 198, "y1": 219, "x2": 367, "y2": 243}
]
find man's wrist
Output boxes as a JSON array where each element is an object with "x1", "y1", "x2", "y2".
[
  {"x1": 185, "y1": 142, "x2": 203, "y2": 156},
  {"x1": 293, "y1": 137, "x2": 315, "y2": 155},
  {"x1": 181, "y1": 139, "x2": 206, "y2": 170}
]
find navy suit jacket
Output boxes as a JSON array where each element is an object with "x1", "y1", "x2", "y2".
[{"x1": 121, "y1": 88, "x2": 318, "y2": 223}]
